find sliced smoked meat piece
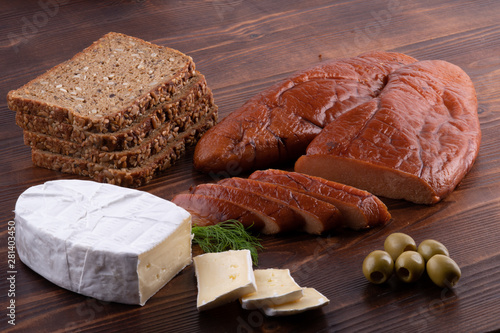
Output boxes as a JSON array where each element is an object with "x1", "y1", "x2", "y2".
[
  {"x1": 194, "y1": 51, "x2": 417, "y2": 174},
  {"x1": 218, "y1": 177, "x2": 342, "y2": 234},
  {"x1": 249, "y1": 169, "x2": 391, "y2": 230},
  {"x1": 295, "y1": 60, "x2": 480, "y2": 204},
  {"x1": 190, "y1": 184, "x2": 303, "y2": 234},
  {"x1": 171, "y1": 193, "x2": 271, "y2": 232}
]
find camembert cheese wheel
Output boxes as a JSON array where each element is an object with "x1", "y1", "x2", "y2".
[{"x1": 15, "y1": 179, "x2": 192, "y2": 306}]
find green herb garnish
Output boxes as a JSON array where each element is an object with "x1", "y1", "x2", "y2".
[{"x1": 192, "y1": 220, "x2": 263, "y2": 265}]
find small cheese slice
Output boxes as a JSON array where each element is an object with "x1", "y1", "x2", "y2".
[
  {"x1": 193, "y1": 249, "x2": 256, "y2": 311},
  {"x1": 15, "y1": 179, "x2": 192, "y2": 306},
  {"x1": 263, "y1": 288, "x2": 330, "y2": 316},
  {"x1": 240, "y1": 269, "x2": 303, "y2": 309}
]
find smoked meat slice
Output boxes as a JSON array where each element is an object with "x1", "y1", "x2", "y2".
[
  {"x1": 189, "y1": 184, "x2": 302, "y2": 234},
  {"x1": 295, "y1": 60, "x2": 480, "y2": 204},
  {"x1": 218, "y1": 177, "x2": 343, "y2": 234},
  {"x1": 249, "y1": 169, "x2": 391, "y2": 229},
  {"x1": 194, "y1": 51, "x2": 417, "y2": 174},
  {"x1": 171, "y1": 193, "x2": 271, "y2": 232}
]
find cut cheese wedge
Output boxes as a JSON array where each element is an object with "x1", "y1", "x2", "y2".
[
  {"x1": 240, "y1": 269, "x2": 303, "y2": 310},
  {"x1": 262, "y1": 288, "x2": 330, "y2": 316},
  {"x1": 14, "y1": 179, "x2": 192, "y2": 305},
  {"x1": 193, "y1": 249, "x2": 256, "y2": 311}
]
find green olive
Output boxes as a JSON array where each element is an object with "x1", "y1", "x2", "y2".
[
  {"x1": 417, "y1": 239, "x2": 449, "y2": 262},
  {"x1": 362, "y1": 250, "x2": 394, "y2": 284},
  {"x1": 395, "y1": 251, "x2": 425, "y2": 283},
  {"x1": 426, "y1": 254, "x2": 461, "y2": 288},
  {"x1": 384, "y1": 233, "x2": 417, "y2": 261}
]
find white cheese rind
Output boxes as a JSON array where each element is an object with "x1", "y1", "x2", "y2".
[
  {"x1": 240, "y1": 269, "x2": 303, "y2": 310},
  {"x1": 15, "y1": 179, "x2": 192, "y2": 305},
  {"x1": 193, "y1": 249, "x2": 256, "y2": 311},
  {"x1": 263, "y1": 287, "x2": 330, "y2": 316}
]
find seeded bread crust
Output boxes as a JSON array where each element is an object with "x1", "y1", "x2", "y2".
[
  {"x1": 31, "y1": 108, "x2": 218, "y2": 187},
  {"x1": 16, "y1": 73, "x2": 208, "y2": 148},
  {"x1": 7, "y1": 32, "x2": 195, "y2": 133},
  {"x1": 18, "y1": 73, "x2": 212, "y2": 152},
  {"x1": 24, "y1": 96, "x2": 215, "y2": 168}
]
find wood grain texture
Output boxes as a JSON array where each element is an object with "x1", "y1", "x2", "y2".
[{"x1": 2, "y1": 0, "x2": 500, "y2": 332}]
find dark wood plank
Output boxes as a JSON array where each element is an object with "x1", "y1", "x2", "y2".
[{"x1": 2, "y1": 0, "x2": 500, "y2": 332}]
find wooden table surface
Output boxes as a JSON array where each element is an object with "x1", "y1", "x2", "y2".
[{"x1": 2, "y1": 0, "x2": 500, "y2": 332}]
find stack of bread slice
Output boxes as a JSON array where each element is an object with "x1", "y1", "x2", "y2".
[{"x1": 7, "y1": 32, "x2": 217, "y2": 187}]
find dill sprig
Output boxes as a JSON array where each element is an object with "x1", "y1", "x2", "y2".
[{"x1": 192, "y1": 220, "x2": 264, "y2": 266}]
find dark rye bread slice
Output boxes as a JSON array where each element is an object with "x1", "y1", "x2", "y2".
[
  {"x1": 7, "y1": 32, "x2": 195, "y2": 133},
  {"x1": 16, "y1": 72, "x2": 211, "y2": 151},
  {"x1": 30, "y1": 107, "x2": 217, "y2": 187},
  {"x1": 23, "y1": 94, "x2": 215, "y2": 169}
]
